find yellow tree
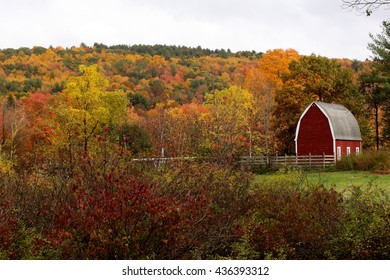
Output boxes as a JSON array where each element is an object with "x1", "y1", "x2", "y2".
[
  {"x1": 0, "y1": 94, "x2": 28, "y2": 161},
  {"x1": 55, "y1": 65, "x2": 128, "y2": 163},
  {"x1": 202, "y1": 86, "x2": 256, "y2": 159}
]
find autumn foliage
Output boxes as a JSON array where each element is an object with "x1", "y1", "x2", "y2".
[
  {"x1": 0, "y1": 44, "x2": 389, "y2": 259},
  {"x1": 1, "y1": 153, "x2": 389, "y2": 259}
]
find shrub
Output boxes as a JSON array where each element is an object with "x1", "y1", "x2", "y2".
[
  {"x1": 2, "y1": 149, "x2": 389, "y2": 260},
  {"x1": 247, "y1": 182, "x2": 344, "y2": 259},
  {"x1": 336, "y1": 150, "x2": 390, "y2": 174},
  {"x1": 36, "y1": 157, "x2": 255, "y2": 259},
  {"x1": 244, "y1": 170, "x2": 390, "y2": 260},
  {"x1": 44, "y1": 164, "x2": 216, "y2": 259},
  {"x1": 328, "y1": 185, "x2": 390, "y2": 259},
  {"x1": 0, "y1": 189, "x2": 18, "y2": 259},
  {"x1": 154, "y1": 161, "x2": 255, "y2": 258},
  {"x1": 1, "y1": 183, "x2": 47, "y2": 259}
]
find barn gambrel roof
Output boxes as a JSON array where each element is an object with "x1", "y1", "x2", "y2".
[
  {"x1": 295, "y1": 101, "x2": 362, "y2": 141},
  {"x1": 315, "y1": 102, "x2": 362, "y2": 141}
]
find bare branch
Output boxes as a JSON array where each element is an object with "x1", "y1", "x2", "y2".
[{"x1": 342, "y1": 0, "x2": 390, "y2": 15}]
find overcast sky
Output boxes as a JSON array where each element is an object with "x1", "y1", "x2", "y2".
[{"x1": 0, "y1": 0, "x2": 388, "y2": 60}]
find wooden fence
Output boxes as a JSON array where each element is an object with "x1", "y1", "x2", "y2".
[
  {"x1": 133, "y1": 154, "x2": 336, "y2": 170},
  {"x1": 240, "y1": 154, "x2": 336, "y2": 170},
  {"x1": 132, "y1": 156, "x2": 195, "y2": 168}
]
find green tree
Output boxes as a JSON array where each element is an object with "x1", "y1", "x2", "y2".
[
  {"x1": 117, "y1": 122, "x2": 152, "y2": 156},
  {"x1": 283, "y1": 55, "x2": 356, "y2": 103},
  {"x1": 360, "y1": 70, "x2": 389, "y2": 149},
  {"x1": 367, "y1": 20, "x2": 390, "y2": 144}
]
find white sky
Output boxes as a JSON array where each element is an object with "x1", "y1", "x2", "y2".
[{"x1": 0, "y1": 0, "x2": 388, "y2": 60}]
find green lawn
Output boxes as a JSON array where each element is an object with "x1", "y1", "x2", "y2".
[
  {"x1": 254, "y1": 170, "x2": 390, "y2": 195},
  {"x1": 307, "y1": 171, "x2": 390, "y2": 191}
]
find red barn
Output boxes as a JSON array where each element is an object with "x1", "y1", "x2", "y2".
[{"x1": 295, "y1": 101, "x2": 362, "y2": 160}]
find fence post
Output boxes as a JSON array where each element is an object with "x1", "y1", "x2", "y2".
[
  {"x1": 274, "y1": 153, "x2": 277, "y2": 169},
  {"x1": 323, "y1": 152, "x2": 325, "y2": 169}
]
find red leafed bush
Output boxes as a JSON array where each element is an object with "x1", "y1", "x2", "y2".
[
  {"x1": 0, "y1": 190, "x2": 19, "y2": 259},
  {"x1": 154, "y1": 161, "x2": 255, "y2": 258},
  {"x1": 47, "y1": 167, "x2": 214, "y2": 259},
  {"x1": 44, "y1": 158, "x2": 254, "y2": 259}
]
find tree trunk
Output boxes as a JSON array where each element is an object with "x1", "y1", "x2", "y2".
[{"x1": 375, "y1": 104, "x2": 380, "y2": 150}]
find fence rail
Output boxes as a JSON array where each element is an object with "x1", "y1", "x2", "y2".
[
  {"x1": 133, "y1": 154, "x2": 336, "y2": 170},
  {"x1": 240, "y1": 154, "x2": 335, "y2": 169}
]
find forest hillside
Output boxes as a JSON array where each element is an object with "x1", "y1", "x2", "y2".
[{"x1": 1, "y1": 43, "x2": 383, "y2": 161}]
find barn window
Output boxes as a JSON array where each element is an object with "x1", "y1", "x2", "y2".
[
  {"x1": 337, "y1": 146, "x2": 341, "y2": 160},
  {"x1": 347, "y1": 147, "x2": 351, "y2": 156},
  {"x1": 356, "y1": 147, "x2": 360, "y2": 155}
]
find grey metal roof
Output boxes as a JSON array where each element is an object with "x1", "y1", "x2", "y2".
[{"x1": 315, "y1": 101, "x2": 362, "y2": 141}]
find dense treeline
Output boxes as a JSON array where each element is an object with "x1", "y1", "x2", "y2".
[
  {"x1": 2, "y1": 43, "x2": 262, "y2": 60},
  {"x1": 99, "y1": 43, "x2": 262, "y2": 59}
]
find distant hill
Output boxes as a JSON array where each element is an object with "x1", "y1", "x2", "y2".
[{"x1": 0, "y1": 43, "x2": 262, "y2": 107}]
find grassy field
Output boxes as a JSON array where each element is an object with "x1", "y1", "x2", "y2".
[{"x1": 253, "y1": 170, "x2": 390, "y2": 195}]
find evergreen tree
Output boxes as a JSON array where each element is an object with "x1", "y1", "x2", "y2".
[{"x1": 367, "y1": 20, "x2": 390, "y2": 144}]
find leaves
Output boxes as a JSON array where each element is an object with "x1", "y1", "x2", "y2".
[
  {"x1": 55, "y1": 65, "x2": 128, "y2": 157},
  {"x1": 273, "y1": 55, "x2": 360, "y2": 153},
  {"x1": 0, "y1": 45, "x2": 388, "y2": 260},
  {"x1": 203, "y1": 86, "x2": 256, "y2": 158}
]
